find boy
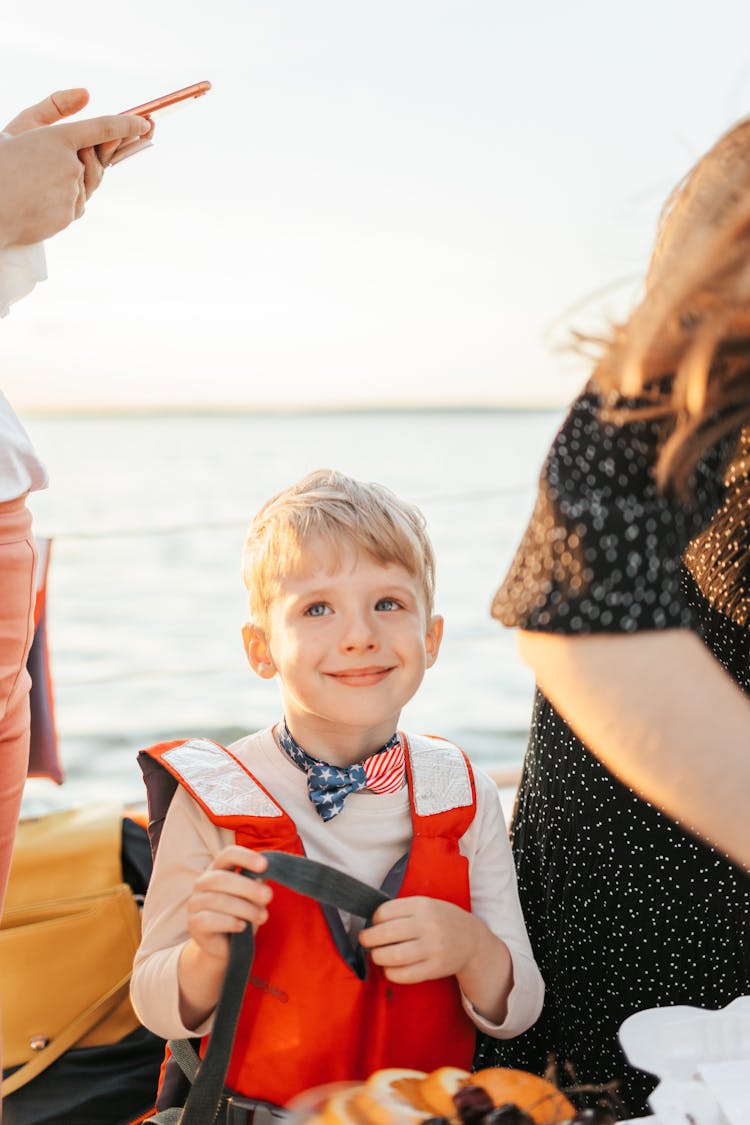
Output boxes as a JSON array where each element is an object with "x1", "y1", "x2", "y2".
[{"x1": 131, "y1": 469, "x2": 543, "y2": 1111}]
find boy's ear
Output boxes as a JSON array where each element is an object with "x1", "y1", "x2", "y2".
[
  {"x1": 242, "y1": 622, "x2": 277, "y2": 680},
  {"x1": 425, "y1": 614, "x2": 444, "y2": 668}
]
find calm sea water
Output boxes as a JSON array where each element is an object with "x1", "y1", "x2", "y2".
[{"x1": 20, "y1": 408, "x2": 563, "y2": 814}]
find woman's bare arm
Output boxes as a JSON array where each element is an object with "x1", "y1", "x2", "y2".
[{"x1": 518, "y1": 628, "x2": 750, "y2": 870}]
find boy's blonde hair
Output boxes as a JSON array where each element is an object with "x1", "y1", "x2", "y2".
[{"x1": 243, "y1": 469, "x2": 436, "y2": 630}]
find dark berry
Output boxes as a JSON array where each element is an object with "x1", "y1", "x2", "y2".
[
  {"x1": 481, "y1": 1104, "x2": 534, "y2": 1125},
  {"x1": 452, "y1": 1084, "x2": 494, "y2": 1123},
  {"x1": 570, "y1": 1110, "x2": 617, "y2": 1125}
]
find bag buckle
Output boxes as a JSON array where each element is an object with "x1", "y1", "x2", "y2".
[{"x1": 226, "y1": 1096, "x2": 290, "y2": 1125}]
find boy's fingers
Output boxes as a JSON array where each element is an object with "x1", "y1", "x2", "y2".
[
  {"x1": 370, "y1": 898, "x2": 415, "y2": 926},
  {"x1": 191, "y1": 893, "x2": 269, "y2": 925},
  {"x1": 382, "y1": 963, "x2": 428, "y2": 985},
  {"x1": 210, "y1": 845, "x2": 269, "y2": 875},
  {"x1": 196, "y1": 872, "x2": 273, "y2": 906},
  {"x1": 57, "y1": 113, "x2": 151, "y2": 150},
  {"x1": 192, "y1": 872, "x2": 269, "y2": 909},
  {"x1": 368, "y1": 938, "x2": 423, "y2": 967},
  {"x1": 360, "y1": 916, "x2": 414, "y2": 948},
  {"x1": 192, "y1": 910, "x2": 252, "y2": 935},
  {"x1": 2, "y1": 87, "x2": 90, "y2": 135}
]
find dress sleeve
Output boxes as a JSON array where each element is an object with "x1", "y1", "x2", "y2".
[{"x1": 492, "y1": 389, "x2": 724, "y2": 636}]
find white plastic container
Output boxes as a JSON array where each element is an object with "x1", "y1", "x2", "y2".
[{"x1": 618, "y1": 996, "x2": 750, "y2": 1125}]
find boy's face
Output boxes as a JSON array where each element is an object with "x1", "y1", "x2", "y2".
[{"x1": 242, "y1": 539, "x2": 443, "y2": 764}]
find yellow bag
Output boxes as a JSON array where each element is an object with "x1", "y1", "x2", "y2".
[{"x1": 0, "y1": 803, "x2": 142, "y2": 1096}]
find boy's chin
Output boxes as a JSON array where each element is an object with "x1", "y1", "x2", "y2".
[{"x1": 287, "y1": 708, "x2": 404, "y2": 744}]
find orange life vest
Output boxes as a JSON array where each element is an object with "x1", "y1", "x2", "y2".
[{"x1": 139, "y1": 732, "x2": 478, "y2": 1105}]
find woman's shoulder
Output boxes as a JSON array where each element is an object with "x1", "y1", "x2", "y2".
[
  {"x1": 550, "y1": 382, "x2": 734, "y2": 508},
  {"x1": 491, "y1": 385, "x2": 713, "y2": 634},
  {"x1": 544, "y1": 384, "x2": 665, "y2": 504}
]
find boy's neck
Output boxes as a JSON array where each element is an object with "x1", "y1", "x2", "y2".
[{"x1": 274, "y1": 718, "x2": 400, "y2": 768}]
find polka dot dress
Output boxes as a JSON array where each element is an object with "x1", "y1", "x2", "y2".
[{"x1": 475, "y1": 388, "x2": 750, "y2": 1119}]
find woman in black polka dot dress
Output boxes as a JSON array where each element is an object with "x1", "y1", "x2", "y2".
[{"x1": 475, "y1": 118, "x2": 750, "y2": 1118}]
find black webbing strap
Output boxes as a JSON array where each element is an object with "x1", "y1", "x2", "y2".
[
  {"x1": 178, "y1": 851, "x2": 390, "y2": 1125},
  {"x1": 261, "y1": 851, "x2": 390, "y2": 917}
]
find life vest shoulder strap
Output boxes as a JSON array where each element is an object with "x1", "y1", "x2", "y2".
[
  {"x1": 139, "y1": 732, "x2": 477, "y2": 857},
  {"x1": 138, "y1": 737, "x2": 288, "y2": 858},
  {"x1": 402, "y1": 732, "x2": 476, "y2": 837}
]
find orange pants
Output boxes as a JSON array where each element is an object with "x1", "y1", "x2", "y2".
[{"x1": 0, "y1": 495, "x2": 37, "y2": 915}]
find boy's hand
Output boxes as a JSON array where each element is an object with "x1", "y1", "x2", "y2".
[
  {"x1": 359, "y1": 896, "x2": 483, "y2": 983},
  {"x1": 360, "y1": 896, "x2": 515, "y2": 1025},
  {"x1": 178, "y1": 846, "x2": 273, "y2": 1031},
  {"x1": 186, "y1": 845, "x2": 273, "y2": 962}
]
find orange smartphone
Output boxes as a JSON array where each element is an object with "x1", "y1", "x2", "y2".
[{"x1": 122, "y1": 80, "x2": 212, "y2": 118}]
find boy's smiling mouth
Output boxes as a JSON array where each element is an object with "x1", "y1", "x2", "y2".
[{"x1": 324, "y1": 666, "x2": 395, "y2": 687}]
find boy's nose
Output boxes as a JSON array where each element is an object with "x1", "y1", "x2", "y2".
[{"x1": 340, "y1": 612, "x2": 378, "y2": 651}]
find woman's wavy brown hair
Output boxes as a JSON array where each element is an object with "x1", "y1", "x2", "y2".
[{"x1": 591, "y1": 115, "x2": 750, "y2": 499}]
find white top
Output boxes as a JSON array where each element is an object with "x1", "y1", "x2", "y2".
[
  {"x1": 0, "y1": 390, "x2": 47, "y2": 502},
  {"x1": 0, "y1": 234, "x2": 48, "y2": 502},
  {"x1": 0, "y1": 237, "x2": 47, "y2": 318},
  {"x1": 131, "y1": 726, "x2": 545, "y2": 1042}
]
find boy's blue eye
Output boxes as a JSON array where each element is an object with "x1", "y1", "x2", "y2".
[
  {"x1": 375, "y1": 598, "x2": 401, "y2": 612},
  {"x1": 305, "y1": 603, "x2": 331, "y2": 617}
]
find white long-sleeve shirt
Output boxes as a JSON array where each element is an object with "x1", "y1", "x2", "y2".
[{"x1": 132, "y1": 726, "x2": 544, "y2": 1043}]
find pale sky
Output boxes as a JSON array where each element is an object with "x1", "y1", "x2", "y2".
[{"x1": 3, "y1": 1, "x2": 750, "y2": 410}]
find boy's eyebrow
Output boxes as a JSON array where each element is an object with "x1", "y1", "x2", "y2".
[
  {"x1": 283, "y1": 581, "x2": 420, "y2": 601},
  {"x1": 281, "y1": 582, "x2": 338, "y2": 602},
  {"x1": 375, "y1": 584, "x2": 418, "y2": 599}
]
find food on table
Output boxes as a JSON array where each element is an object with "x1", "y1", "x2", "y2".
[
  {"x1": 470, "y1": 1069, "x2": 575, "y2": 1124},
  {"x1": 302, "y1": 1065, "x2": 590, "y2": 1124},
  {"x1": 419, "y1": 1067, "x2": 472, "y2": 1116}
]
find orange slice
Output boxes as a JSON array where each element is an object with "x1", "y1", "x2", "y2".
[
  {"x1": 419, "y1": 1066, "x2": 472, "y2": 1116},
  {"x1": 309, "y1": 1084, "x2": 371, "y2": 1124},
  {"x1": 287, "y1": 1081, "x2": 367, "y2": 1123},
  {"x1": 357, "y1": 1068, "x2": 431, "y2": 1121},
  {"x1": 472, "y1": 1067, "x2": 575, "y2": 1124},
  {"x1": 308, "y1": 1083, "x2": 419, "y2": 1125},
  {"x1": 349, "y1": 1090, "x2": 426, "y2": 1125}
]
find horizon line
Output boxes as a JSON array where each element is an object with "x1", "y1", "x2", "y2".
[{"x1": 21, "y1": 400, "x2": 567, "y2": 419}]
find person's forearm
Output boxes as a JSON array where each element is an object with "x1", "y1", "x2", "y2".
[
  {"x1": 456, "y1": 918, "x2": 514, "y2": 1025},
  {"x1": 518, "y1": 628, "x2": 750, "y2": 870},
  {"x1": 177, "y1": 939, "x2": 227, "y2": 1031}
]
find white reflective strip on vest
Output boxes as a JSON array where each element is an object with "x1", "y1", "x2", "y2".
[
  {"x1": 406, "y1": 734, "x2": 472, "y2": 816},
  {"x1": 163, "y1": 738, "x2": 282, "y2": 818}
]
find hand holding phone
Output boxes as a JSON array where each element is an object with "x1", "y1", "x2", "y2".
[
  {"x1": 122, "y1": 81, "x2": 211, "y2": 119},
  {"x1": 100, "y1": 80, "x2": 212, "y2": 166}
]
